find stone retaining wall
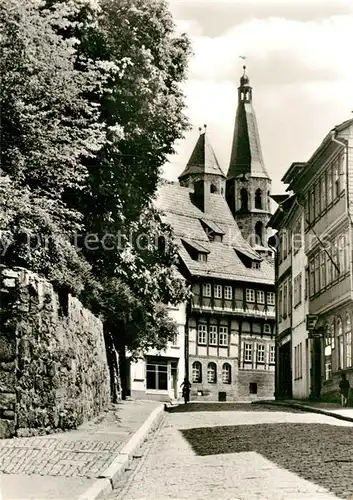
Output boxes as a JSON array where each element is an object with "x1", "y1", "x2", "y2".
[{"x1": 0, "y1": 266, "x2": 110, "y2": 438}]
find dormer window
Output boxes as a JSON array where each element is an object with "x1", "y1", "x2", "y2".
[
  {"x1": 200, "y1": 219, "x2": 225, "y2": 243},
  {"x1": 181, "y1": 238, "x2": 210, "y2": 262},
  {"x1": 235, "y1": 248, "x2": 262, "y2": 269}
]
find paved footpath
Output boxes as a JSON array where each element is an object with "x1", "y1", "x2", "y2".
[
  {"x1": 0, "y1": 400, "x2": 160, "y2": 500},
  {"x1": 109, "y1": 405, "x2": 353, "y2": 500}
]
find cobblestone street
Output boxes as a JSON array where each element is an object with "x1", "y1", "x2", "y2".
[{"x1": 109, "y1": 404, "x2": 353, "y2": 500}]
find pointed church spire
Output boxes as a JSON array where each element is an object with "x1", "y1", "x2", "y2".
[
  {"x1": 178, "y1": 126, "x2": 225, "y2": 181},
  {"x1": 227, "y1": 66, "x2": 269, "y2": 180}
]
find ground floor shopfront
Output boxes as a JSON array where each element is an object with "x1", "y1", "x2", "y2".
[{"x1": 129, "y1": 355, "x2": 185, "y2": 402}]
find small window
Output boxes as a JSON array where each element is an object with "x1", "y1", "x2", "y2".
[
  {"x1": 214, "y1": 284, "x2": 222, "y2": 299},
  {"x1": 246, "y1": 289, "x2": 255, "y2": 302},
  {"x1": 249, "y1": 382, "x2": 258, "y2": 394},
  {"x1": 270, "y1": 345, "x2": 275, "y2": 364},
  {"x1": 198, "y1": 324, "x2": 207, "y2": 344},
  {"x1": 192, "y1": 361, "x2": 202, "y2": 383},
  {"x1": 255, "y1": 221, "x2": 264, "y2": 245},
  {"x1": 209, "y1": 325, "x2": 218, "y2": 345},
  {"x1": 252, "y1": 261, "x2": 261, "y2": 269},
  {"x1": 207, "y1": 362, "x2": 217, "y2": 383},
  {"x1": 222, "y1": 363, "x2": 231, "y2": 384},
  {"x1": 267, "y1": 292, "x2": 275, "y2": 305},
  {"x1": 203, "y1": 283, "x2": 211, "y2": 297},
  {"x1": 257, "y1": 290, "x2": 265, "y2": 304},
  {"x1": 257, "y1": 344, "x2": 265, "y2": 363},
  {"x1": 224, "y1": 285, "x2": 232, "y2": 300},
  {"x1": 240, "y1": 188, "x2": 249, "y2": 210},
  {"x1": 244, "y1": 343, "x2": 252, "y2": 362},
  {"x1": 219, "y1": 326, "x2": 229, "y2": 346},
  {"x1": 255, "y1": 188, "x2": 262, "y2": 210},
  {"x1": 198, "y1": 253, "x2": 207, "y2": 262},
  {"x1": 264, "y1": 324, "x2": 271, "y2": 334}
]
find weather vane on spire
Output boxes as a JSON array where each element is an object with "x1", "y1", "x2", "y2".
[{"x1": 239, "y1": 56, "x2": 247, "y2": 73}]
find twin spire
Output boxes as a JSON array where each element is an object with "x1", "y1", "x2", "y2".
[{"x1": 179, "y1": 66, "x2": 270, "y2": 183}]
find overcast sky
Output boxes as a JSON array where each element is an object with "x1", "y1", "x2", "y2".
[{"x1": 163, "y1": 0, "x2": 353, "y2": 195}]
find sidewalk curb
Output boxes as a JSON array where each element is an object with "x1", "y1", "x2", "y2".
[
  {"x1": 255, "y1": 400, "x2": 353, "y2": 423},
  {"x1": 78, "y1": 403, "x2": 165, "y2": 500}
]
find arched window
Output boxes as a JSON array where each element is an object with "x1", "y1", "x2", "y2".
[
  {"x1": 255, "y1": 221, "x2": 263, "y2": 245},
  {"x1": 240, "y1": 188, "x2": 248, "y2": 210},
  {"x1": 324, "y1": 323, "x2": 332, "y2": 380},
  {"x1": 255, "y1": 188, "x2": 262, "y2": 209},
  {"x1": 192, "y1": 361, "x2": 202, "y2": 383},
  {"x1": 338, "y1": 318, "x2": 344, "y2": 369},
  {"x1": 267, "y1": 191, "x2": 271, "y2": 211},
  {"x1": 207, "y1": 362, "x2": 217, "y2": 383},
  {"x1": 210, "y1": 184, "x2": 217, "y2": 193},
  {"x1": 345, "y1": 314, "x2": 352, "y2": 367},
  {"x1": 222, "y1": 363, "x2": 231, "y2": 384}
]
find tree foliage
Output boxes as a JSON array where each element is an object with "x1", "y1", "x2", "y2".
[{"x1": 0, "y1": 0, "x2": 191, "y2": 357}]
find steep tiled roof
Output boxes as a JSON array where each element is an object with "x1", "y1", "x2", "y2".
[
  {"x1": 178, "y1": 132, "x2": 226, "y2": 179},
  {"x1": 156, "y1": 184, "x2": 274, "y2": 284},
  {"x1": 227, "y1": 99, "x2": 269, "y2": 180}
]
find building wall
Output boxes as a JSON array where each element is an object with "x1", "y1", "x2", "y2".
[
  {"x1": 0, "y1": 266, "x2": 110, "y2": 438},
  {"x1": 130, "y1": 302, "x2": 186, "y2": 401},
  {"x1": 291, "y1": 211, "x2": 310, "y2": 399},
  {"x1": 188, "y1": 313, "x2": 275, "y2": 401}
]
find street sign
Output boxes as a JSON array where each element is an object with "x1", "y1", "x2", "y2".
[{"x1": 306, "y1": 314, "x2": 319, "y2": 331}]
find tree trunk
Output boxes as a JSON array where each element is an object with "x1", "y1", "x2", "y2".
[
  {"x1": 104, "y1": 329, "x2": 120, "y2": 403},
  {"x1": 118, "y1": 345, "x2": 127, "y2": 400}
]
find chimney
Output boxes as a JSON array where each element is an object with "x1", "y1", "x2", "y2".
[{"x1": 193, "y1": 180, "x2": 210, "y2": 213}]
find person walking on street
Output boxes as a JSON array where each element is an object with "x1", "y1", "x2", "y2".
[
  {"x1": 181, "y1": 378, "x2": 191, "y2": 404},
  {"x1": 339, "y1": 373, "x2": 350, "y2": 407}
]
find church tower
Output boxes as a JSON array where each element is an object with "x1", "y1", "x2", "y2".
[
  {"x1": 179, "y1": 125, "x2": 226, "y2": 213},
  {"x1": 226, "y1": 66, "x2": 272, "y2": 253}
]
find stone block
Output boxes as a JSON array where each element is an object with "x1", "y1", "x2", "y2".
[
  {"x1": 1, "y1": 269, "x2": 18, "y2": 279},
  {"x1": 0, "y1": 393, "x2": 16, "y2": 410},
  {"x1": 1, "y1": 361, "x2": 16, "y2": 372},
  {"x1": 2, "y1": 410, "x2": 15, "y2": 420},
  {"x1": 0, "y1": 419, "x2": 15, "y2": 438},
  {"x1": 0, "y1": 371, "x2": 16, "y2": 392},
  {"x1": 3, "y1": 278, "x2": 16, "y2": 288},
  {"x1": 0, "y1": 337, "x2": 16, "y2": 362}
]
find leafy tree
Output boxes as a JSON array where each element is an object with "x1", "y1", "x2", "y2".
[
  {"x1": 0, "y1": 0, "x2": 106, "y2": 201},
  {"x1": 0, "y1": 0, "x2": 192, "y2": 400}
]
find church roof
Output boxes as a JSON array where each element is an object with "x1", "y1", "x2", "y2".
[
  {"x1": 155, "y1": 183, "x2": 274, "y2": 284},
  {"x1": 178, "y1": 129, "x2": 226, "y2": 180},
  {"x1": 227, "y1": 70, "x2": 270, "y2": 180}
]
